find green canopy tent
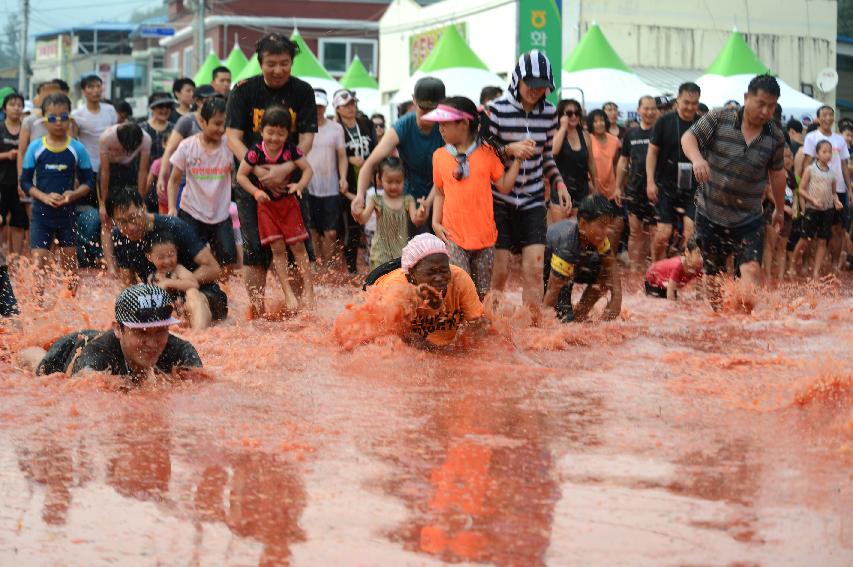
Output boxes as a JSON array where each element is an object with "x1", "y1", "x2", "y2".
[
  {"x1": 289, "y1": 30, "x2": 342, "y2": 96},
  {"x1": 193, "y1": 52, "x2": 223, "y2": 86},
  {"x1": 340, "y1": 56, "x2": 380, "y2": 116},
  {"x1": 224, "y1": 44, "x2": 248, "y2": 78},
  {"x1": 234, "y1": 53, "x2": 261, "y2": 83}
]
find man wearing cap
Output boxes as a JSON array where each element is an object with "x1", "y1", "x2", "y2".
[
  {"x1": 226, "y1": 33, "x2": 317, "y2": 316},
  {"x1": 485, "y1": 50, "x2": 571, "y2": 312},
  {"x1": 352, "y1": 77, "x2": 445, "y2": 236},
  {"x1": 23, "y1": 284, "x2": 201, "y2": 381},
  {"x1": 306, "y1": 89, "x2": 347, "y2": 263}
]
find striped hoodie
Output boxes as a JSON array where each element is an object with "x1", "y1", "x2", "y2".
[{"x1": 486, "y1": 50, "x2": 563, "y2": 210}]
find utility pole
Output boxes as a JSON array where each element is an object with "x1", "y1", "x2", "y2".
[
  {"x1": 18, "y1": 0, "x2": 29, "y2": 95},
  {"x1": 194, "y1": 0, "x2": 206, "y2": 73}
]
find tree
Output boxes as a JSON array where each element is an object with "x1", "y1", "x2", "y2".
[
  {"x1": 129, "y1": 5, "x2": 168, "y2": 23},
  {"x1": 0, "y1": 14, "x2": 21, "y2": 70}
]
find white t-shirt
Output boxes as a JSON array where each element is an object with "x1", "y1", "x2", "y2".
[
  {"x1": 306, "y1": 119, "x2": 345, "y2": 198},
  {"x1": 71, "y1": 103, "x2": 118, "y2": 169},
  {"x1": 365, "y1": 186, "x2": 381, "y2": 233},
  {"x1": 170, "y1": 135, "x2": 233, "y2": 224},
  {"x1": 803, "y1": 130, "x2": 850, "y2": 194}
]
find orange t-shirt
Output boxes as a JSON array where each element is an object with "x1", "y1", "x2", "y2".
[
  {"x1": 432, "y1": 145, "x2": 504, "y2": 250},
  {"x1": 375, "y1": 265, "x2": 485, "y2": 346},
  {"x1": 589, "y1": 133, "x2": 621, "y2": 197}
]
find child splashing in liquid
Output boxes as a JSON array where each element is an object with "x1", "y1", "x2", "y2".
[
  {"x1": 424, "y1": 96, "x2": 522, "y2": 299},
  {"x1": 145, "y1": 229, "x2": 212, "y2": 330},
  {"x1": 236, "y1": 106, "x2": 315, "y2": 314},
  {"x1": 355, "y1": 157, "x2": 428, "y2": 270}
]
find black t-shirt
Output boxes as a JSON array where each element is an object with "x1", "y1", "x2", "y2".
[
  {"x1": 140, "y1": 120, "x2": 174, "y2": 162},
  {"x1": 0, "y1": 121, "x2": 19, "y2": 188},
  {"x1": 341, "y1": 117, "x2": 376, "y2": 191},
  {"x1": 225, "y1": 75, "x2": 318, "y2": 150},
  {"x1": 650, "y1": 111, "x2": 697, "y2": 188},
  {"x1": 620, "y1": 126, "x2": 652, "y2": 193},
  {"x1": 789, "y1": 140, "x2": 802, "y2": 158},
  {"x1": 37, "y1": 329, "x2": 202, "y2": 376},
  {"x1": 113, "y1": 215, "x2": 205, "y2": 282}
]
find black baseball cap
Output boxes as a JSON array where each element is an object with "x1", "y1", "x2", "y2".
[
  {"x1": 148, "y1": 92, "x2": 176, "y2": 110},
  {"x1": 193, "y1": 84, "x2": 218, "y2": 100},
  {"x1": 413, "y1": 77, "x2": 445, "y2": 109},
  {"x1": 115, "y1": 284, "x2": 181, "y2": 329}
]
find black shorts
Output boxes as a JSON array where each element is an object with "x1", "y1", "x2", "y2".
[
  {"x1": 644, "y1": 281, "x2": 668, "y2": 298},
  {"x1": 177, "y1": 210, "x2": 237, "y2": 266},
  {"x1": 625, "y1": 185, "x2": 656, "y2": 225},
  {"x1": 834, "y1": 192, "x2": 850, "y2": 230},
  {"x1": 494, "y1": 202, "x2": 547, "y2": 252},
  {"x1": 307, "y1": 194, "x2": 340, "y2": 233},
  {"x1": 199, "y1": 282, "x2": 228, "y2": 321},
  {"x1": 695, "y1": 213, "x2": 764, "y2": 276},
  {"x1": 0, "y1": 184, "x2": 29, "y2": 229},
  {"x1": 801, "y1": 208, "x2": 834, "y2": 241},
  {"x1": 655, "y1": 185, "x2": 696, "y2": 226}
]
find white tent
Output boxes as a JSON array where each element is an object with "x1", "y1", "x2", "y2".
[
  {"x1": 391, "y1": 26, "x2": 503, "y2": 106},
  {"x1": 561, "y1": 25, "x2": 661, "y2": 120}
]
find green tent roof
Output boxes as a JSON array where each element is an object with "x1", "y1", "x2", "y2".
[
  {"x1": 563, "y1": 24, "x2": 630, "y2": 73},
  {"x1": 419, "y1": 25, "x2": 488, "y2": 72},
  {"x1": 290, "y1": 30, "x2": 334, "y2": 80},
  {"x1": 340, "y1": 56, "x2": 378, "y2": 90},
  {"x1": 234, "y1": 53, "x2": 261, "y2": 82},
  {"x1": 193, "y1": 52, "x2": 222, "y2": 86},
  {"x1": 224, "y1": 45, "x2": 248, "y2": 77},
  {"x1": 705, "y1": 31, "x2": 770, "y2": 77}
]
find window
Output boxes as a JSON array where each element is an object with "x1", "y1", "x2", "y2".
[
  {"x1": 183, "y1": 47, "x2": 193, "y2": 77},
  {"x1": 319, "y1": 38, "x2": 377, "y2": 76}
]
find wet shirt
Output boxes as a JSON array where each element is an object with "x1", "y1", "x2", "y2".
[
  {"x1": 99, "y1": 124, "x2": 152, "y2": 165},
  {"x1": 225, "y1": 75, "x2": 317, "y2": 149},
  {"x1": 342, "y1": 119, "x2": 376, "y2": 192},
  {"x1": 432, "y1": 144, "x2": 503, "y2": 250},
  {"x1": 71, "y1": 103, "x2": 118, "y2": 169},
  {"x1": 802, "y1": 130, "x2": 850, "y2": 194},
  {"x1": 0, "y1": 121, "x2": 19, "y2": 187},
  {"x1": 691, "y1": 107, "x2": 785, "y2": 228},
  {"x1": 243, "y1": 140, "x2": 302, "y2": 199},
  {"x1": 806, "y1": 161, "x2": 837, "y2": 211},
  {"x1": 392, "y1": 112, "x2": 442, "y2": 200},
  {"x1": 645, "y1": 256, "x2": 696, "y2": 288},
  {"x1": 546, "y1": 218, "x2": 611, "y2": 282},
  {"x1": 37, "y1": 329, "x2": 201, "y2": 376},
  {"x1": 374, "y1": 265, "x2": 484, "y2": 346},
  {"x1": 589, "y1": 133, "x2": 621, "y2": 196},
  {"x1": 306, "y1": 120, "x2": 345, "y2": 198},
  {"x1": 140, "y1": 121, "x2": 173, "y2": 161},
  {"x1": 20, "y1": 137, "x2": 94, "y2": 217},
  {"x1": 621, "y1": 126, "x2": 652, "y2": 193},
  {"x1": 113, "y1": 215, "x2": 206, "y2": 282},
  {"x1": 650, "y1": 111, "x2": 697, "y2": 188},
  {"x1": 170, "y1": 135, "x2": 234, "y2": 223}
]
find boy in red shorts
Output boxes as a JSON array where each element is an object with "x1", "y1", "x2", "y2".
[{"x1": 236, "y1": 106, "x2": 315, "y2": 313}]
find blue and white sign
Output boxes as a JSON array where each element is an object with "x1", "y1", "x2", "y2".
[{"x1": 139, "y1": 26, "x2": 176, "y2": 38}]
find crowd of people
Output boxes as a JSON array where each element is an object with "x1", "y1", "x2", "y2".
[{"x1": 1, "y1": 32, "x2": 851, "y2": 381}]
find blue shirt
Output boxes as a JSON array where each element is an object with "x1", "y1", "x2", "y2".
[
  {"x1": 392, "y1": 112, "x2": 443, "y2": 199},
  {"x1": 20, "y1": 136, "x2": 94, "y2": 216}
]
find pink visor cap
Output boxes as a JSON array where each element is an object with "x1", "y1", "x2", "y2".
[{"x1": 422, "y1": 104, "x2": 476, "y2": 123}]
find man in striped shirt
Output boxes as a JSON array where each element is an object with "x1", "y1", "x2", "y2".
[
  {"x1": 681, "y1": 74, "x2": 786, "y2": 309},
  {"x1": 486, "y1": 50, "x2": 571, "y2": 311}
]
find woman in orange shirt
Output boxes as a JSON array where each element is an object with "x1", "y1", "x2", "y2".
[
  {"x1": 587, "y1": 109, "x2": 623, "y2": 251},
  {"x1": 425, "y1": 97, "x2": 522, "y2": 299}
]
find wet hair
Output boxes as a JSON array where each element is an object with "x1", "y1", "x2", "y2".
[
  {"x1": 116, "y1": 122, "x2": 144, "y2": 154},
  {"x1": 105, "y1": 185, "x2": 144, "y2": 218},
  {"x1": 80, "y1": 75, "x2": 102, "y2": 90},
  {"x1": 678, "y1": 82, "x2": 701, "y2": 96},
  {"x1": 747, "y1": 74, "x2": 781, "y2": 98},
  {"x1": 146, "y1": 229, "x2": 178, "y2": 252},
  {"x1": 586, "y1": 108, "x2": 610, "y2": 132},
  {"x1": 42, "y1": 93, "x2": 71, "y2": 114},
  {"x1": 479, "y1": 86, "x2": 503, "y2": 105},
  {"x1": 52, "y1": 78, "x2": 70, "y2": 93},
  {"x1": 685, "y1": 238, "x2": 699, "y2": 253},
  {"x1": 200, "y1": 96, "x2": 227, "y2": 121},
  {"x1": 172, "y1": 77, "x2": 196, "y2": 96},
  {"x1": 815, "y1": 140, "x2": 833, "y2": 155},
  {"x1": 785, "y1": 118, "x2": 803, "y2": 134},
  {"x1": 840, "y1": 122, "x2": 853, "y2": 134},
  {"x1": 377, "y1": 156, "x2": 404, "y2": 178},
  {"x1": 256, "y1": 33, "x2": 299, "y2": 62},
  {"x1": 212, "y1": 66, "x2": 231, "y2": 80},
  {"x1": 115, "y1": 100, "x2": 133, "y2": 118},
  {"x1": 2, "y1": 92, "x2": 24, "y2": 111},
  {"x1": 578, "y1": 194, "x2": 615, "y2": 221},
  {"x1": 637, "y1": 95, "x2": 655, "y2": 108},
  {"x1": 441, "y1": 96, "x2": 507, "y2": 161},
  {"x1": 698, "y1": 103, "x2": 709, "y2": 114},
  {"x1": 260, "y1": 105, "x2": 292, "y2": 130}
]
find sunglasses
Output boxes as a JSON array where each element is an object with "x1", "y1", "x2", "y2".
[
  {"x1": 45, "y1": 112, "x2": 70, "y2": 123},
  {"x1": 564, "y1": 110, "x2": 580, "y2": 118},
  {"x1": 452, "y1": 154, "x2": 469, "y2": 181},
  {"x1": 373, "y1": 122, "x2": 385, "y2": 128}
]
